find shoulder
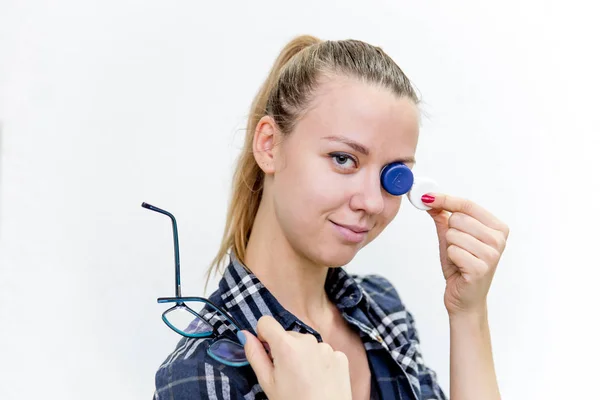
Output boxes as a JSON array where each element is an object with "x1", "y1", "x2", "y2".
[
  {"x1": 351, "y1": 273, "x2": 422, "y2": 341},
  {"x1": 153, "y1": 335, "x2": 262, "y2": 400},
  {"x1": 352, "y1": 273, "x2": 408, "y2": 314}
]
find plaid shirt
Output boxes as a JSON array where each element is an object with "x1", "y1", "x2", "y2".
[{"x1": 153, "y1": 254, "x2": 447, "y2": 400}]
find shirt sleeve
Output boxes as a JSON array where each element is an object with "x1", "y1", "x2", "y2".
[{"x1": 153, "y1": 339, "x2": 248, "y2": 400}]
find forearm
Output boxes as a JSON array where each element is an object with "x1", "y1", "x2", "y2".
[{"x1": 449, "y1": 307, "x2": 500, "y2": 400}]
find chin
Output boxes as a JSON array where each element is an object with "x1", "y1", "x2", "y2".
[{"x1": 313, "y1": 244, "x2": 361, "y2": 268}]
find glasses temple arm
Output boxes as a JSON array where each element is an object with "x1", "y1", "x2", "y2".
[{"x1": 141, "y1": 202, "x2": 181, "y2": 298}]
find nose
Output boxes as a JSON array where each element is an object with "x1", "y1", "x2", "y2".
[{"x1": 349, "y1": 169, "x2": 385, "y2": 215}]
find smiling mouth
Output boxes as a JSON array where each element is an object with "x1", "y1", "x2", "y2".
[
  {"x1": 331, "y1": 221, "x2": 369, "y2": 233},
  {"x1": 329, "y1": 221, "x2": 369, "y2": 243}
]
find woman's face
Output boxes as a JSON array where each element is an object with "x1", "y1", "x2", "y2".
[{"x1": 263, "y1": 75, "x2": 420, "y2": 267}]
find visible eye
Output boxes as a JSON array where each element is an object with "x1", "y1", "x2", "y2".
[{"x1": 329, "y1": 152, "x2": 358, "y2": 171}]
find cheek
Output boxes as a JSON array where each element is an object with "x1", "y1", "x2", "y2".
[
  {"x1": 384, "y1": 196, "x2": 402, "y2": 224},
  {"x1": 277, "y1": 157, "x2": 346, "y2": 210},
  {"x1": 272, "y1": 161, "x2": 323, "y2": 232},
  {"x1": 389, "y1": 196, "x2": 402, "y2": 216},
  {"x1": 369, "y1": 197, "x2": 402, "y2": 239}
]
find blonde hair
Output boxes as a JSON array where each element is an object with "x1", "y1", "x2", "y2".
[{"x1": 202, "y1": 34, "x2": 420, "y2": 294}]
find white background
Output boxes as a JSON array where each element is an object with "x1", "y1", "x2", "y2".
[{"x1": 1, "y1": 1, "x2": 598, "y2": 399}]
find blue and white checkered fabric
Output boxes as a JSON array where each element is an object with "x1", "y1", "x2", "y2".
[{"x1": 153, "y1": 253, "x2": 447, "y2": 400}]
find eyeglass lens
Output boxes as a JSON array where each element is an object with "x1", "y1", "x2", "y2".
[
  {"x1": 165, "y1": 301, "x2": 248, "y2": 365},
  {"x1": 164, "y1": 303, "x2": 214, "y2": 336}
]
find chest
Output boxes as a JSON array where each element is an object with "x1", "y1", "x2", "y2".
[{"x1": 326, "y1": 323, "x2": 373, "y2": 400}]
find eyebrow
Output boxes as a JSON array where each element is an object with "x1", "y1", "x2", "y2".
[{"x1": 322, "y1": 135, "x2": 416, "y2": 165}]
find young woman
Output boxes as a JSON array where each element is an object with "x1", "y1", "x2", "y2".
[{"x1": 153, "y1": 34, "x2": 509, "y2": 400}]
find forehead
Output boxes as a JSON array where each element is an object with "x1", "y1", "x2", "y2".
[{"x1": 294, "y1": 75, "x2": 420, "y2": 162}]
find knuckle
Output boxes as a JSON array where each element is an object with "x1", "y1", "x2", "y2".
[
  {"x1": 256, "y1": 315, "x2": 271, "y2": 330},
  {"x1": 485, "y1": 246, "x2": 499, "y2": 262},
  {"x1": 318, "y1": 342, "x2": 333, "y2": 353},
  {"x1": 300, "y1": 333, "x2": 318, "y2": 345},
  {"x1": 448, "y1": 212, "x2": 462, "y2": 227},
  {"x1": 465, "y1": 265, "x2": 486, "y2": 283},
  {"x1": 493, "y1": 232, "x2": 507, "y2": 249},
  {"x1": 333, "y1": 350, "x2": 349, "y2": 365},
  {"x1": 474, "y1": 260, "x2": 489, "y2": 278},
  {"x1": 462, "y1": 200, "x2": 475, "y2": 214},
  {"x1": 447, "y1": 244, "x2": 460, "y2": 255},
  {"x1": 446, "y1": 227, "x2": 459, "y2": 241}
]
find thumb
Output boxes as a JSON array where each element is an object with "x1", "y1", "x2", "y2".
[
  {"x1": 427, "y1": 207, "x2": 450, "y2": 227},
  {"x1": 238, "y1": 330, "x2": 274, "y2": 389}
]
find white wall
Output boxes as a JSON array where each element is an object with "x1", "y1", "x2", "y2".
[{"x1": 1, "y1": 1, "x2": 598, "y2": 399}]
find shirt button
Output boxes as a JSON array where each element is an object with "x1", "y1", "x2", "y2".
[{"x1": 376, "y1": 335, "x2": 383, "y2": 343}]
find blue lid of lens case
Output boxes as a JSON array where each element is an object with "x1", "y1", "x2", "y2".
[{"x1": 380, "y1": 162, "x2": 414, "y2": 196}]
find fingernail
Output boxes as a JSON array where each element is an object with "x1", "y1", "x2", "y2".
[
  {"x1": 237, "y1": 331, "x2": 247, "y2": 345},
  {"x1": 421, "y1": 194, "x2": 435, "y2": 204}
]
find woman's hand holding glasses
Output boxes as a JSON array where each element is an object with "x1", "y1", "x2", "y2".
[{"x1": 238, "y1": 316, "x2": 352, "y2": 400}]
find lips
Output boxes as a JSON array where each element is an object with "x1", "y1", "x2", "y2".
[
  {"x1": 330, "y1": 221, "x2": 370, "y2": 243},
  {"x1": 333, "y1": 222, "x2": 369, "y2": 234}
]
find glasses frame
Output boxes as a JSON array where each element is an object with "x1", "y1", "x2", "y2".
[{"x1": 142, "y1": 201, "x2": 249, "y2": 367}]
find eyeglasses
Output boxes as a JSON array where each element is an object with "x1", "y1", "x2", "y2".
[{"x1": 141, "y1": 202, "x2": 249, "y2": 367}]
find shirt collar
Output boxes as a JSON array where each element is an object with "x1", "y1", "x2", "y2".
[
  {"x1": 201, "y1": 253, "x2": 427, "y2": 400},
  {"x1": 208, "y1": 251, "x2": 365, "y2": 335}
]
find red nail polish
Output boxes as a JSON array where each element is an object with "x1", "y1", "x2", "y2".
[{"x1": 421, "y1": 194, "x2": 435, "y2": 204}]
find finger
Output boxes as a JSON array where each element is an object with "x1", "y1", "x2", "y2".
[
  {"x1": 286, "y1": 331, "x2": 311, "y2": 340},
  {"x1": 255, "y1": 315, "x2": 288, "y2": 356},
  {"x1": 446, "y1": 227, "x2": 500, "y2": 265},
  {"x1": 423, "y1": 193, "x2": 505, "y2": 231},
  {"x1": 317, "y1": 341, "x2": 334, "y2": 355},
  {"x1": 426, "y1": 206, "x2": 451, "y2": 227},
  {"x1": 240, "y1": 330, "x2": 274, "y2": 389},
  {"x1": 285, "y1": 330, "x2": 320, "y2": 343},
  {"x1": 448, "y1": 212, "x2": 508, "y2": 250},
  {"x1": 447, "y1": 245, "x2": 490, "y2": 280},
  {"x1": 333, "y1": 350, "x2": 350, "y2": 370}
]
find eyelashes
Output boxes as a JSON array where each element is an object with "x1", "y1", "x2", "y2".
[{"x1": 328, "y1": 152, "x2": 358, "y2": 171}]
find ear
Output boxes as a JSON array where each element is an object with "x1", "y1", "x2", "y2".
[{"x1": 252, "y1": 115, "x2": 279, "y2": 174}]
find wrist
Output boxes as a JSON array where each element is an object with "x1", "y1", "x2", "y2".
[{"x1": 448, "y1": 305, "x2": 488, "y2": 327}]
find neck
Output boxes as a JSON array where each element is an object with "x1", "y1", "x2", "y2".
[{"x1": 243, "y1": 197, "x2": 334, "y2": 326}]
